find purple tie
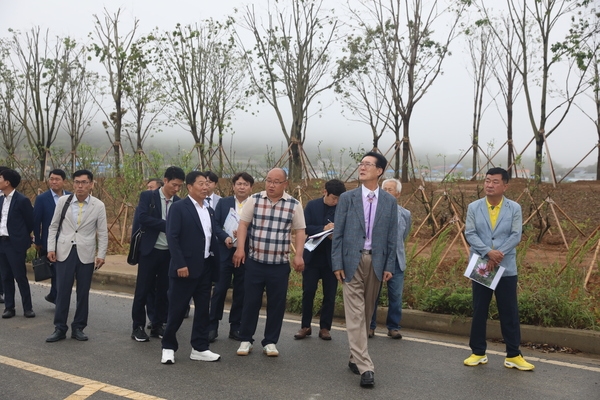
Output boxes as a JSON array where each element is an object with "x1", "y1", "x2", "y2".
[{"x1": 366, "y1": 191, "x2": 375, "y2": 239}]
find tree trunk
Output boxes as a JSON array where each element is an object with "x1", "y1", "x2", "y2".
[
  {"x1": 401, "y1": 120, "x2": 411, "y2": 182},
  {"x1": 290, "y1": 141, "x2": 302, "y2": 182},
  {"x1": 534, "y1": 132, "x2": 544, "y2": 181}
]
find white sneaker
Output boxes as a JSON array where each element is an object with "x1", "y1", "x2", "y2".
[
  {"x1": 237, "y1": 341, "x2": 253, "y2": 356},
  {"x1": 190, "y1": 349, "x2": 221, "y2": 362},
  {"x1": 161, "y1": 349, "x2": 175, "y2": 364},
  {"x1": 263, "y1": 343, "x2": 279, "y2": 357}
]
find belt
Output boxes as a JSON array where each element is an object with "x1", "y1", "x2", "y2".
[
  {"x1": 360, "y1": 249, "x2": 372, "y2": 254},
  {"x1": 0, "y1": 236, "x2": 9, "y2": 241}
]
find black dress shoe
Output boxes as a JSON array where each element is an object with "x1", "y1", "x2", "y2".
[
  {"x1": 71, "y1": 329, "x2": 89, "y2": 341},
  {"x1": 24, "y1": 309, "x2": 36, "y2": 318},
  {"x1": 348, "y1": 362, "x2": 360, "y2": 375},
  {"x1": 46, "y1": 329, "x2": 67, "y2": 342},
  {"x1": 0, "y1": 294, "x2": 4, "y2": 303},
  {"x1": 360, "y1": 371, "x2": 375, "y2": 387},
  {"x1": 2, "y1": 308, "x2": 15, "y2": 319},
  {"x1": 44, "y1": 294, "x2": 56, "y2": 304},
  {"x1": 208, "y1": 330, "x2": 218, "y2": 343},
  {"x1": 228, "y1": 330, "x2": 241, "y2": 341}
]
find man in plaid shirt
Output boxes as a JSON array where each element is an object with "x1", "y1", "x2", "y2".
[{"x1": 233, "y1": 168, "x2": 306, "y2": 357}]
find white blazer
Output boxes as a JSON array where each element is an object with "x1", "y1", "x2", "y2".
[{"x1": 47, "y1": 195, "x2": 108, "y2": 264}]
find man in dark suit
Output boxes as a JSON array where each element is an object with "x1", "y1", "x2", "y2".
[
  {"x1": 332, "y1": 152, "x2": 398, "y2": 388},
  {"x1": 33, "y1": 169, "x2": 70, "y2": 304},
  {"x1": 208, "y1": 172, "x2": 254, "y2": 342},
  {"x1": 131, "y1": 167, "x2": 184, "y2": 342},
  {"x1": 0, "y1": 165, "x2": 9, "y2": 305},
  {"x1": 0, "y1": 169, "x2": 35, "y2": 319},
  {"x1": 295, "y1": 179, "x2": 346, "y2": 341},
  {"x1": 160, "y1": 171, "x2": 220, "y2": 365},
  {"x1": 46, "y1": 169, "x2": 108, "y2": 342}
]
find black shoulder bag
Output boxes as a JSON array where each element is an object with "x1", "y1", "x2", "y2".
[{"x1": 127, "y1": 193, "x2": 156, "y2": 265}]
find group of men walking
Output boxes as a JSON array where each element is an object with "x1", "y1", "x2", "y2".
[{"x1": 0, "y1": 152, "x2": 535, "y2": 390}]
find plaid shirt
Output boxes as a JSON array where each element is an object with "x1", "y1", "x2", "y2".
[{"x1": 240, "y1": 191, "x2": 305, "y2": 264}]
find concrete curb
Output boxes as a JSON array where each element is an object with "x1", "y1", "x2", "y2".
[{"x1": 27, "y1": 263, "x2": 600, "y2": 355}]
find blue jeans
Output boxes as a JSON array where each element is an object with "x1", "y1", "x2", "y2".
[{"x1": 370, "y1": 266, "x2": 404, "y2": 331}]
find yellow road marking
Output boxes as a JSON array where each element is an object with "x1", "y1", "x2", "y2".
[{"x1": 0, "y1": 355, "x2": 165, "y2": 400}]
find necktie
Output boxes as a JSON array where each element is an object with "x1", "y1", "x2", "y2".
[
  {"x1": 366, "y1": 191, "x2": 375, "y2": 239},
  {"x1": 206, "y1": 197, "x2": 211, "y2": 207},
  {"x1": 165, "y1": 199, "x2": 171, "y2": 219},
  {"x1": 77, "y1": 202, "x2": 84, "y2": 225}
]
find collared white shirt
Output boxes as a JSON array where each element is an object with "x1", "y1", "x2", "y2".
[
  {"x1": 52, "y1": 190, "x2": 64, "y2": 205},
  {"x1": 190, "y1": 196, "x2": 212, "y2": 258},
  {"x1": 0, "y1": 189, "x2": 15, "y2": 236}
]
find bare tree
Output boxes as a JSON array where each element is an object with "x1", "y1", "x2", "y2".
[
  {"x1": 482, "y1": 0, "x2": 596, "y2": 183},
  {"x1": 237, "y1": 0, "x2": 341, "y2": 181},
  {"x1": 61, "y1": 44, "x2": 100, "y2": 174},
  {"x1": 89, "y1": 8, "x2": 139, "y2": 178},
  {"x1": 465, "y1": 21, "x2": 494, "y2": 179},
  {"x1": 345, "y1": 0, "x2": 468, "y2": 182},
  {"x1": 122, "y1": 40, "x2": 168, "y2": 174},
  {"x1": 0, "y1": 39, "x2": 23, "y2": 167},
  {"x1": 150, "y1": 20, "x2": 242, "y2": 171},
  {"x1": 336, "y1": 33, "x2": 392, "y2": 151}
]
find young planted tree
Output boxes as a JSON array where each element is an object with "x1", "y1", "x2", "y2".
[
  {"x1": 482, "y1": 0, "x2": 596, "y2": 183},
  {"x1": 149, "y1": 20, "x2": 242, "y2": 171},
  {"x1": 237, "y1": 0, "x2": 341, "y2": 181},
  {"x1": 465, "y1": 21, "x2": 494, "y2": 180},
  {"x1": 9, "y1": 27, "x2": 76, "y2": 179},
  {"x1": 345, "y1": 0, "x2": 468, "y2": 182},
  {"x1": 122, "y1": 40, "x2": 168, "y2": 175},
  {"x1": 89, "y1": 8, "x2": 139, "y2": 178},
  {"x1": 0, "y1": 39, "x2": 23, "y2": 167},
  {"x1": 61, "y1": 44, "x2": 100, "y2": 174}
]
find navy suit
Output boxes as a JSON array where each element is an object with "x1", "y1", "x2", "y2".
[
  {"x1": 0, "y1": 191, "x2": 34, "y2": 312},
  {"x1": 131, "y1": 189, "x2": 180, "y2": 331},
  {"x1": 300, "y1": 197, "x2": 338, "y2": 330},
  {"x1": 208, "y1": 196, "x2": 247, "y2": 334},
  {"x1": 162, "y1": 197, "x2": 219, "y2": 352},
  {"x1": 33, "y1": 189, "x2": 70, "y2": 300}
]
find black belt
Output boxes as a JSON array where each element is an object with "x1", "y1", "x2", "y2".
[
  {"x1": 0, "y1": 236, "x2": 9, "y2": 241},
  {"x1": 360, "y1": 249, "x2": 372, "y2": 254}
]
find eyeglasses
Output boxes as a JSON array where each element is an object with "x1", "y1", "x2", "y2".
[
  {"x1": 73, "y1": 180, "x2": 90, "y2": 186},
  {"x1": 265, "y1": 180, "x2": 286, "y2": 186},
  {"x1": 358, "y1": 162, "x2": 377, "y2": 168}
]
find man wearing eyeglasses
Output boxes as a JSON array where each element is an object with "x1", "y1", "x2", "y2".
[
  {"x1": 233, "y1": 168, "x2": 306, "y2": 357},
  {"x1": 332, "y1": 152, "x2": 398, "y2": 388},
  {"x1": 46, "y1": 170, "x2": 108, "y2": 343}
]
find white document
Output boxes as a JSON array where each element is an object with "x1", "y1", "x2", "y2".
[
  {"x1": 223, "y1": 208, "x2": 240, "y2": 246},
  {"x1": 464, "y1": 254, "x2": 505, "y2": 290},
  {"x1": 304, "y1": 228, "x2": 334, "y2": 252}
]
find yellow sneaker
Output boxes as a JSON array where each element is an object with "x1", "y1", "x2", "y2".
[
  {"x1": 504, "y1": 355, "x2": 535, "y2": 371},
  {"x1": 463, "y1": 354, "x2": 488, "y2": 366}
]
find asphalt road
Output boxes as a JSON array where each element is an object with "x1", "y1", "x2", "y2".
[{"x1": 1, "y1": 282, "x2": 599, "y2": 400}]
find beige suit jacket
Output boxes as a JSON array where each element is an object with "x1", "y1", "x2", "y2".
[{"x1": 47, "y1": 195, "x2": 108, "y2": 264}]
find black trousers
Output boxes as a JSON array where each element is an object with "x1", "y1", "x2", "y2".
[
  {"x1": 54, "y1": 246, "x2": 94, "y2": 332},
  {"x1": 208, "y1": 254, "x2": 245, "y2": 332},
  {"x1": 301, "y1": 260, "x2": 338, "y2": 330},
  {"x1": 0, "y1": 238, "x2": 32, "y2": 311},
  {"x1": 131, "y1": 248, "x2": 170, "y2": 329},
  {"x1": 470, "y1": 275, "x2": 521, "y2": 357},
  {"x1": 162, "y1": 258, "x2": 214, "y2": 352}
]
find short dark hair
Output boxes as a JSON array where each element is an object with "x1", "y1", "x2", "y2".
[
  {"x1": 147, "y1": 178, "x2": 163, "y2": 187},
  {"x1": 0, "y1": 169, "x2": 21, "y2": 188},
  {"x1": 0, "y1": 166, "x2": 10, "y2": 174},
  {"x1": 185, "y1": 170, "x2": 208, "y2": 186},
  {"x1": 486, "y1": 167, "x2": 509, "y2": 183},
  {"x1": 48, "y1": 169, "x2": 67, "y2": 180},
  {"x1": 232, "y1": 172, "x2": 254, "y2": 186},
  {"x1": 325, "y1": 179, "x2": 346, "y2": 196},
  {"x1": 206, "y1": 171, "x2": 219, "y2": 184},
  {"x1": 73, "y1": 169, "x2": 93, "y2": 181},
  {"x1": 363, "y1": 151, "x2": 388, "y2": 177},
  {"x1": 164, "y1": 166, "x2": 185, "y2": 182}
]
